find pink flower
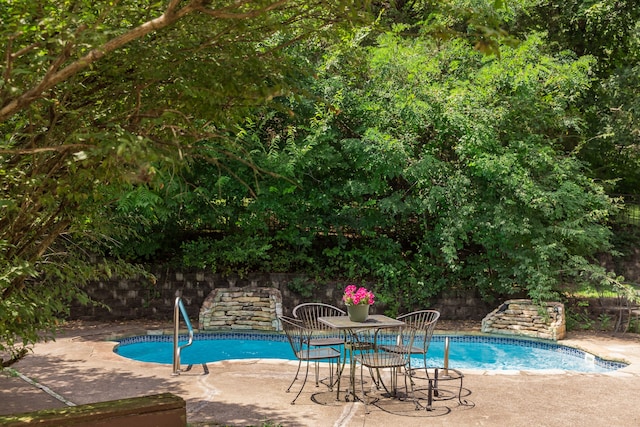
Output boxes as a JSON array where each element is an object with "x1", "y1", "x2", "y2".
[{"x1": 342, "y1": 285, "x2": 375, "y2": 306}]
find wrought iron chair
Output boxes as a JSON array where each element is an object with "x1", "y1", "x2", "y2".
[
  {"x1": 394, "y1": 310, "x2": 440, "y2": 380},
  {"x1": 292, "y1": 303, "x2": 347, "y2": 391},
  {"x1": 279, "y1": 316, "x2": 342, "y2": 404},
  {"x1": 292, "y1": 303, "x2": 346, "y2": 348},
  {"x1": 352, "y1": 325, "x2": 419, "y2": 413},
  {"x1": 378, "y1": 310, "x2": 440, "y2": 410}
]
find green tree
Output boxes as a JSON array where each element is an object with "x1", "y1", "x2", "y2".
[
  {"x1": 508, "y1": 0, "x2": 640, "y2": 195},
  {"x1": 136, "y1": 29, "x2": 624, "y2": 313},
  {"x1": 307, "y1": 31, "x2": 622, "y2": 307},
  {"x1": 0, "y1": 0, "x2": 370, "y2": 363}
]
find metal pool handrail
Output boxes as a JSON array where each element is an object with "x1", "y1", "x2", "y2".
[{"x1": 172, "y1": 296, "x2": 194, "y2": 375}]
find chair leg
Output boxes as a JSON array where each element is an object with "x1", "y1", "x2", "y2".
[
  {"x1": 336, "y1": 349, "x2": 348, "y2": 401},
  {"x1": 335, "y1": 359, "x2": 342, "y2": 398},
  {"x1": 291, "y1": 360, "x2": 312, "y2": 405},
  {"x1": 374, "y1": 367, "x2": 391, "y2": 395},
  {"x1": 327, "y1": 359, "x2": 334, "y2": 391},
  {"x1": 286, "y1": 359, "x2": 303, "y2": 393},
  {"x1": 360, "y1": 363, "x2": 370, "y2": 414},
  {"x1": 390, "y1": 367, "x2": 397, "y2": 395},
  {"x1": 370, "y1": 367, "x2": 380, "y2": 389},
  {"x1": 329, "y1": 348, "x2": 344, "y2": 390},
  {"x1": 427, "y1": 378, "x2": 434, "y2": 410}
]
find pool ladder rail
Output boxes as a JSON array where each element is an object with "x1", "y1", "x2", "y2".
[{"x1": 172, "y1": 296, "x2": 194, "y2": 375}]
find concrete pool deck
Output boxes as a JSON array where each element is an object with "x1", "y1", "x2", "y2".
[{"x1": 2, "y1": 320, "x2": 640, "y2": 426}]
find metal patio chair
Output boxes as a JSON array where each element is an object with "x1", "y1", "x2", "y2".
[
  {"x1": 279, "y1": 316, "x2": 342, "y2": 404},
  {"x1": 292, "y1": 303, "x2": 346, "y2": 349},
  {"x1": 352, "y1": 324, "x2": 419, "y2": 413},
  {"x1": 394, "y1": 310, "x2": 440, "y2": 380},
  {"x1": 378, "y1": 310, "x2": 440, "y2": 410},
  {"x1": 293, "y1": 303, "x2": 346, "y2": 387}
]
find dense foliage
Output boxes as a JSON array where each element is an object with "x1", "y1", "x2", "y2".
[
  {"x1": 1, "y1": 0, "x2": 638, "y2": 360},
  {"x1": 508, "y1": 0, "x2": 640, "y2": 195},
  {"x1": 0, "y1": 0, "x2": 369, "y2": 362},
  {"x1": 117, "y1": 30, "x2": 624, "y2": 313}
]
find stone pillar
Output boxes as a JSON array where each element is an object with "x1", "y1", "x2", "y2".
[
  {"x1": 199, "y1": 287, "x2": 283, "y2": 331},
  {"x1": 481, "y1": 299, "x2": 566, "y2": 340}
]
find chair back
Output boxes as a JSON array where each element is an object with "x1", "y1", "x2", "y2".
[
  {"x1": 397, "y1": 310, "x2": 440, "y2": 354},
  {"x1": 355, "y1": 325, "x2": 418, "y2": 368},
  {"x1": 279, "y1": 316, "x2": 309, "y2": 359},
  {"x1": 292, "y1": 303, "x2": 345, "y2": 330}
]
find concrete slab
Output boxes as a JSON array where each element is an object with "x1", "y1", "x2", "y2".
[{"x1": 1, "y1": 321, "x2": 640, "y2": 426}]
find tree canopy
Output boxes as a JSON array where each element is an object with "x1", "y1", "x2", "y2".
[
  {"x1": 1, "y1": 0, "x2": 638, "y2": 362},
  {"x1": 0, "y1": 0, "x2": 369, "y2": 363}
]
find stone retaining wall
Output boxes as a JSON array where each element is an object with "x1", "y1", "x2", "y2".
[
  {"x1": 70, "y1": 269, "x2": 492, "y2": 322},
  {"x1": 198, "y1": 287, "x2": 283, "y2": 331},
  {"x1": 69, "y1": 271, "x2": 297, "y2": 322},
  {"x1": 481, "y1": 299, "x2": 566, "y2": 340}
]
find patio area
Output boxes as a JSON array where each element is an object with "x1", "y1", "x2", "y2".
[{"x1": 2, "y1": 320, "x2": 640, "y2": 426}]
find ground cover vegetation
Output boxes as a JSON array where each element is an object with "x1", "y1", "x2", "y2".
[{"x1": 1, "y1": 0, "x2": 639, "y2": 361}]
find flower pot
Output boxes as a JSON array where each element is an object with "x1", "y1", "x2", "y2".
[{"x1": 347, "y1": 304, "x2": 369, "y2": 322}]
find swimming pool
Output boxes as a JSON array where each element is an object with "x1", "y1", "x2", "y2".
[{"x1": 113, "y1": 332, "x2": 626, "y2": 372}]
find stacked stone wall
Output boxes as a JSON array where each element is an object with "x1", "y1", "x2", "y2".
[
  {"x1": 69, "y1": 271, "x2": 298, "y2": 321},
  {"x1": 198, "y1": 287, "x2": 282, "y2": 331},
  {"x1": 481, "y1": 299, "x2": 566, "y2": 340},
  {"x1": 70, "y1": 268, "x2": 493, "y2": 322}
]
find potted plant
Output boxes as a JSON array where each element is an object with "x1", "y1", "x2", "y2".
[{"x1": 342, "y1": 284, "x2": 375, "y2": 322}]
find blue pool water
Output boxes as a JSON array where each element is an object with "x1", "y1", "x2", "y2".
[{"x1": 114, "y1": 333, "x2": 626, "y2": 372}]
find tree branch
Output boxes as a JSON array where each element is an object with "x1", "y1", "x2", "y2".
[
  {"x1": 0, "y1": 0, "x2": 203, "y2": 123},
  {"x1": 0, "y1": 144, "x2": 92, "y2": 155}
]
